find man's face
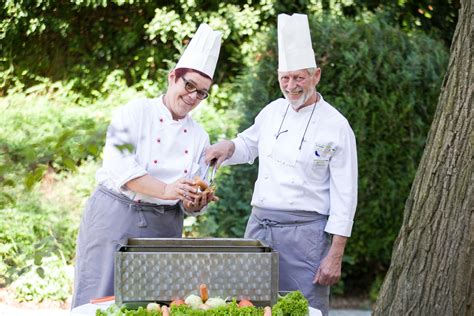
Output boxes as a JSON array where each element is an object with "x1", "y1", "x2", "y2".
[
  {"x1": 166, "y1": 70, "x2": 212, "y2": 120},
  {"x1": 278, "y1": 68, "x2": 321, "y2": 108}
]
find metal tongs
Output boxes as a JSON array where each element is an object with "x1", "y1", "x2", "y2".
[{"x1": 202, "y1": 159, "x2": 217, "y2": 188}]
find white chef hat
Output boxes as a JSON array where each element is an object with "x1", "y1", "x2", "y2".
[
  {"x1": 278, "y1": 13, "x2": 317, "y2": 72},
  {"x1": 175, "y1": 23, "x2": 222, "y2": 79}
]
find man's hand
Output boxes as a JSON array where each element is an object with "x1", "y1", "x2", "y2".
[
  {"x1": 313, "y1": 235, "x2": 347, "y2": 286},
  {"x1": 313, "y1": 252, "x2": 343, "y2": 286},
  {"x1": 205, "y1": 140, "x2": 235, "y2": 167}
]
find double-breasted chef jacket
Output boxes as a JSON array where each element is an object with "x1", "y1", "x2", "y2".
[
  {"x1": 226, "y1": 94, "x2": 358, "y2": 237},
  {"x1": 96, "y1": 96, "x2": 210, "y2": 209},
  {"x1": 72, "y1": 96, "x2": 212, "y2": 308}
]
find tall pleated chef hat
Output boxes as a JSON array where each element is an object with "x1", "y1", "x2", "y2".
[
  {"x1": 175, "y1": 23, "x2": 222, "y2": 79},
  {"x1": 278, "y1": 13, "x2": 317, "y2": 72}
]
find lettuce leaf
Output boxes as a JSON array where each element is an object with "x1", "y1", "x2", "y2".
[{"x1": 272, "y1": 291, "x2": 309, "y2": 316}]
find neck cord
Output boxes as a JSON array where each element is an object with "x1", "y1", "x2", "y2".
[
  {"x1": 275, "y1": 104, "x2": 290, "y2": 139},
  {"x1": 275, "y1": 93, "x2": 320, "y2": 150},
  {"x1": 298, "y1": 102, "x2": 317, "y2": 150}
]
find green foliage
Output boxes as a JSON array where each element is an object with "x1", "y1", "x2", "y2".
[
  {"x1": 170, "y1": 300, "x2": 265, "y2": 315},
  {"x1": 0, "y1": 159, "x2": 98, "y2": 300},
  {"x1": 97, "y1": 292, "x2": 308, "y2": 316},
  {"x1": 191, "y1": 87, "x2": 241, "y2": 143},
  {"x1": 12, "y1": 255, "x2": 73, "y2": 302},
  {"x1": 273, "y1": 291, "x2": 309, "y2": 316},
  {"x1": 0, "y1": 0, "x2": 280, "y2": 95},
  {"x1": 4, "y1": 0, "x2": 456, "y2": 95},
  {"x1": 338, "y1": 0, "x2": 460, "y2": 46},
  {"x1": 0, "y1": 159, "x2": 100, "y2": 293},
  {"x1": 0, "y1": 73, "x2": 141, "y2": 207},
  {"x1": 197, "y1": 164, "x2": 258, "y2": 237},
  {"x1": 97, "y1": 304, "x2": 161, "y2": 316},
  {"x1": 0, "y1": 73, "x2": 144, "y2": 300},
  {"x1": 0, "y1": 196, "x2": 75, "y2": 285},
  {"x1": 1, "y1": 1, "x2": 166, "y2": 90},
  {"x1": 369, "y1": 274, "x2": 384, "y2": 303},
  {"x1": 97, "y1": 300, "x2": 266, "y2": 315}
]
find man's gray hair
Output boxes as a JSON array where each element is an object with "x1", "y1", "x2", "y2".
[
  {"x1": 306, "y1": 68, "x2": 317, "y2": 75},
  {"x1": 278, "y1": 67, "x2": 317, "y2": 76}
]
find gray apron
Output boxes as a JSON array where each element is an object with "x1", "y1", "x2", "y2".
[
  {"x1": 71, "y1": 185, "x2": 183, "y2": 308},
  {"x1": 244, "y1": 207, "x2": 330, "y2": 316}
]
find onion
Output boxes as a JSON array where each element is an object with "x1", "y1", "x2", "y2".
[
  {"x1": 185, "y1": 294, "x2": 203, "y2": 309},
  {"x1": 199, "y1": 303, "x2": 211, "y2": 310},
  {"x1": 206, "y1": 297, "x2": 227, "y2": 308},
  {"x1": 146, "y1": 302, "x2": 160, "y2": 311}
]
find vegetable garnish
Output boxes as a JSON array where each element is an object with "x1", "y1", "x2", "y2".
[
  {"x1": 272, "y1": 290, "x2": 309, "y2": 315},
  {"x1": 95, "y1": 291, "x2": 309, "y2": 315}
]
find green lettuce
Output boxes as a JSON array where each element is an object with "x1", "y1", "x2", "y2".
[{"x1": 272, "y1": 291, "x2": 309, "y2": 316}]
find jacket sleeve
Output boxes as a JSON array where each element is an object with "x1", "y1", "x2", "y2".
[
  {"x1": 101, "y1": 102, "x2": 148, "y2": 192},
  {"x1": 325, "y1": 120, "x2": 358, "y2": 237},
  {"x1": 224, "y1": 107, "x2": 268, "y2": 165}
]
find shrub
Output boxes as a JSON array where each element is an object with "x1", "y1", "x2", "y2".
[
  {"x1": 12, "y1": 255, "x2": 73, "y2": 302},
  {"x1": 0, "y1": 74, "x2": 143, "y2": 299}
]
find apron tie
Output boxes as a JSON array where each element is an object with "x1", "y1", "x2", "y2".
[
  {"x1": 253, "y1": 211, "x2": 326, "y2": 247},
  {"x1": 258, "y1": 218, "x2": 280, "y2": 245},
  {"x1": 129, "y1": 203, "x2": 174, "y2": 227},
  {"x1": 99, "y1": 185, "x2": 178, "y2": 228}
]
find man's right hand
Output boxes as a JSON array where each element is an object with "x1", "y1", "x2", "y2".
[{"x1": 205, "y1": 140, "x2": 235, "y2": 167}]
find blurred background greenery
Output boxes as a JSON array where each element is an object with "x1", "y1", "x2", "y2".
[{"x1": 0, "y1": 0, "x2": 458, "y2": 304}]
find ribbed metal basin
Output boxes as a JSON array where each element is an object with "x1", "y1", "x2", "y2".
[{"x1": 114, "y1": 238, "x2": 279, "y2": 307}]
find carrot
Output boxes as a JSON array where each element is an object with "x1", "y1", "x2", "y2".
[
  {"x1": 170, "y1": 299, "x2": 185, "y2": 306},
  {"x1": 89, "y1": 296, "x2": 115, "y2": 304},
  {"x1": 199, "y1": 283, "x2": 209, "y2": 302},
  {"x1": 238, "y1": 299, "x2": 254, "y2": 307}
]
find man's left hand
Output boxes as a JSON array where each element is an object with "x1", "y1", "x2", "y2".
[
  {"x1": 313, "y1": 235, "x2": 347, "y2": 286},
  {"x1": 313, "y1": 253, "x2": 342, "y2": 286}
]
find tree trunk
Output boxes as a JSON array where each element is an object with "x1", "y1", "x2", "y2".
[{"x1": 373, "y1": 0, "x2": 473, "y2": 315}]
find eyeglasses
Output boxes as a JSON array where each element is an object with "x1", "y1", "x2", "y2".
[{"x1": 181, "y1": 77, "x2": 209, "y2": 100}]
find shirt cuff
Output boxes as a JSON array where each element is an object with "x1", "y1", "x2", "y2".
[
  {"x1": 113, "y1": 167, "x2": 148, "y2": 193},
  {"x1": 324, "y1": 215, "x2": 354, "y2": 237},
  {"x1": 223, "y1": 138, "x2": 249, "y2": 166}
]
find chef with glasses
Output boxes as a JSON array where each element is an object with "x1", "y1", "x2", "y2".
[
  {"x1": 72, "y1": 24, "x2": 221, "y2": 308},
  {"x1": 205, "y1": 14, "x2": 358, "y2": 316}
]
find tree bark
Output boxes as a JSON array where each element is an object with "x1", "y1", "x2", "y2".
[{"x1": 373, "y1": 0, "x2": 473, "y2": 315}]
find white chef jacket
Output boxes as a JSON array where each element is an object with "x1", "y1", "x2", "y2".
[
  {"x1": 225, "y1": 95, "x2": 357, "y2": 237},
  {"x1": 96, "y1": 96, "x2": 209, "y2": 206}
]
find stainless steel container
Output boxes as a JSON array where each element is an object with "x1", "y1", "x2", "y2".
[{"x1": 114, "y1": 238, "x2": 279, "y2": 307}]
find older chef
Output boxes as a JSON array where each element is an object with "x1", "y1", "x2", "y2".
[
  {"x1": 72, "y1": 24, "x2": 222, "y2": 308},
  {"x1": 205, "y1": 14, "x2": 357, "y2": 316}
]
